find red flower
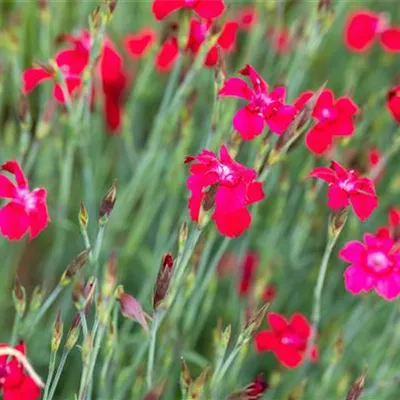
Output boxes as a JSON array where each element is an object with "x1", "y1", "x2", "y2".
[
  {"x1": 245, "y1": 374, "x2": 269, "y2": 399},
  {"x1": 376, "y1": 207, "x2": 400, "y2": 240},
  {"x1": 186, "y1": 18, "x2": 239, "y2": 67},
  {"x1": 294, "y1": 89, "x2": 359, "y2": 155},
  {"x1": 238, "y1": 252, "x2": 259, "y2": 296},
  {"x1": 0, "y1": 342, "x2": 41, "y2": 400},
  {"x1": 387, "y1": 86, "x2": 400, "y2": 123},
  {"x1": 368, "y1": 147, "x2": 383, "y2": 182},
  {"x1": 22, "y1": 48, "x2": 88, "y2": 104},
  {"x1": 236, "y1": 7, "x2": 257, "y2": 31},
  {"x1": 0, "y1": 161, "x2": 49, "y2": 240},
  {"x1": 339, "y1": 233, "x2": 400, "y2": 301},
  {"x1": 255, "y1": 312, "x2": 317, "y2": 368},
  {"x1": 124, "y1": 28, "x2": 157, "y2": 59},
  {"x1": 309, "y1": 160, "x2": 378, "y2": 221},
  {"x1": 185, "y1": 145, "x2": 265, "y2": 238},
  {"x1": 344, "y1": 10, "x2": 400, "y2": 53},
  {"x1": 152, "y1": 0, "x2": 225, "y2": 21},
  {"x1": 219, "y1": 64, "x2": 296, "y2": 140},
  {"x1": 262, "y1": 284, "x2": 277, "y2": 303},
  {"x1": 267, "y1": 28, "x2": 292, "y2": 54},
  {"x1": 155, "y1": 36, "x2": 179, "y2": 72}
]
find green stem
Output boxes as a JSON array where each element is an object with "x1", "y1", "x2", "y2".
[
  {"x1": 146, "y1": 311, "x2": 163, "y2": 389},
  {"x1": 43, "y1": 350, "x2": 57, "y2": 400},
  {"x1": 93, "y1": 224, "x2": 106, "y2": 275},
  {"x1": 9, "y1": 312, "x2": 22, "y2": 346},
  {"x1": 47, "y1": 349, "x2": 70, "y2": 400}
]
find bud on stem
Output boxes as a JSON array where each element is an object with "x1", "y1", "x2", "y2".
[
  {"x1": 99, "y1": 181, "x2": 117, "y2": 225},
  {"x1": 60, "y1": 249, "x2": 91, "y2": 286},
  {"x1": 51, "y1": 311, "x2": 63, "y2": 353},
  {"x1": 13, "y1": 276, "x2": 26, "y2": 317}
]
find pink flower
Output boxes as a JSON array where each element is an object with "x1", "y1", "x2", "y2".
[
  {"x1": 124, "y1": 28, "x2": 157, "y2": 59},
  {"x1": 152, "y1": 0, "x2": 225, "y2": 21},
  {"x1": 185, "y1": 145, "x2": 265, "y2": 238},
  {"x1": 387, "y1": 86, "x2": 400, "y2": 123},
  {"x1": 186, "y1": 18, "x2": 239, "y2": 67},
  {"x1": 22, "y1": 48, "x2": 88, "y2": 104},
  {"x1": 339, "y1": 233, "x2": 400, "y2": 301},
  {"x1": 294, "y1": 89, "x2": 359, "y2": 155},
  {"x1": 0, "y1": 161, "x2": 49, "y2": 240},
  {"x1": 309, "y1": 160, "x2": 378, "y2": 221},
  {"x1": 344, "y1": 10, "x2": 400, "y2": 53},
  {"x1": 219, "y1": 64, "x2": 296, "y2": 140},
  {"x1": 255, "y1": 312, "x2": 318, "y2": 368},
  {"x1": 235, "y1": 7, "x2": 257, "y2": 31}
]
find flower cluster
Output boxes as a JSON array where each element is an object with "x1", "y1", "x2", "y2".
[{"x1": 344, "y1": 10, "x2": 400, "y2": 53}]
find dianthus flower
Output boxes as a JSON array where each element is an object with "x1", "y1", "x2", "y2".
[
  {"x1": 339, "y1": 233, "x2": 400, "y2": 301},
  {"x1": 124, "y1": 28, "x2": 157, "y2": 59},
  {"x1": 255, "y1": 312, "x2": 318, "y2": 368},
  {"x1": 235, "y1": 7, "x2": 257, "y2": 31},
  {"x1": 0, "y1": 342, "x2": 41, "y2": 400},
  {"x1": 344, "y1": 10, "x2": 400, "y2": 52},
  {"x1": 376, "y1": 207, "x2": 400, "y2": 240},
  {"x1": 185, "y1": 145, "x2": 265, "y2": 237},
  {"x1": 387, "y1": 86, "x2": 400, "y2": 123},
  {"x1": 294, "y1": 89, "x2": 359, "y2": 155},
  {"x1": 309, "y1": 160, "x2": 378, "y2": 221},
  {"x1": 152, "y1": 0, "x2": 225, "y2": 21},
  {"x1": 238, "y1": 252, "x2": 259, "y2": 296},
  {"x1": 0, "y1": 161, "x2": 49, "y2": 240},
  {"x1": 219, "y1": 64, "x2": 296, "y2": 140}
]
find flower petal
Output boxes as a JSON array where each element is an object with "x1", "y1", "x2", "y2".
[
  {"x1": 327, "y1": 185, "x2": 349, "y2": 209},
  {"x1": 124, "y1": 28, "x2": 156, "y2": 59},
  {"x1": 104, "y1": 96, "x2": 122, "y2": 134},
  {"x1": 246, "y1": 182, "x2": 265, "y2": 205},
  {"x1": 339, "y1": 241, "x2": 365, "y2": 264},
  {"x1": 53, "y1": 78, "x2": 81, "y2": 104},
  {"x1": 266, "y1": 104, "x2": 296, "y2": 135},
  {"x1": 233, "y1": 107, "x2": 264, "y2": 140},
  {"x1": 305, "y1": 126, "x2": 333, "y2": 155},
  {"x1": 155, "y1": 37, "x2": 179, "y2": 72},
  {"x1": 343, "y1": 264, "x2": 375, "y2": 295},
  {"x1": 194, "y1": 0, "x2": 225, "y2": 19},
  {"x1": 350, "y1": 192, "x2": 378, "y2": 221},
  {"x1": 217, "y1": 21, "x2": 239, "y2": 51},
  {"x1": 152, "y1": 0, "x2": 184, "y2": 20},
  {"x1": 308, "y1": 167, "x2": 337, "y2": 183},
  {"x1": 239, "y1": 64, "x2": 268, "y2": 93},
  {"x1": 254, "y1": 331, "x2": 278, "y2": 352},
  {"x1": 275, "y1": 344, "x2": 303, "y2": 368},
  {"x1": 0, "y1": 175, "x2": 17, "y2": 199},
  {"x1": 290, "y1": 313, "x2": 311, "y2": 339},
  {"x1": 387, "y1": 86, "x2": 400, "y2": 123},
  {"x1": 336, "y1": 97, "x2": 359, "y2": 116},
  {"x1": 267, "y1": 312, "x2": 288, "y2": 332},
  {"x1": 313, "y1": 90, "x2": 334, "y2": 119},
  {"x1": 0, "y1": 202, "x2": 30, "y2": 240},
  {"x1": 28, "y1": 196, "x2": 50, "y2": 240},
  {"x1": 218, "y1": 77, "x2": 253, "y2": 100},
  {"x1": 380, "y1": 27, "x2": 400, "y2": 53},
  {"x1": 213, "y1": 207, "x2": 251, "y2": 238},
  {"x1": 1, "y1": 161, "x2": 28, "y2": 189},
  {"x1": 22, "y1": 68, "x2": 51, "y2": 94},
  {"x1": 375, "y1": 275, "x2": 400, "y2": 301}
]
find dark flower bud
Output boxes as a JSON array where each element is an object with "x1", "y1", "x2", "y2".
[
  {"x1": 99, "y1": 181, "x2": 117, "y2": 224},
  {"x1": 153, "y1": 253, "x2": 174, "y2": 310},
  {"x1": 79, "y1": 202, "x2": 89, "y2": 230},
  {"x1": 60, "y1": 249, "x2": 91, "y2": 286},
  {"x1": 51, "y1": 311, "x2": 63, "y2": 353},
  {"x1": 65, "y1": 314, "x2": 81, "y2": 350},
  {"x1": 13, "y1": 276, "x2": 26, "y2": 317},
  {"x1": 346, "y1": 369, "x2": 367, "y2": 400}
]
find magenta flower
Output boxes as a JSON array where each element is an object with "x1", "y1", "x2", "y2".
[
  {"x1": 185, "y1": 145, "x2": 265, "y2": 238},
  {"x1": 0, "y1": 161, "x2": 50, "y2": 240},
  {"x1": 339, "y1": 234, "x2": 400, "y2": 301},
  {"x1": 294, "y1": 89, "x2": 359, "y2": 155},
  {"x1": 310, "y1": 161, "x2": 378, "y2": 221},
  {"x1": 219, "y1": 64, "x2": 296, "y2": 140}
]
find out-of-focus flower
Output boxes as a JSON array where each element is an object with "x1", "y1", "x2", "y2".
[
  {"x1": 152, "y1": 0, "x2": 225, "y2": 21},
  {"x1": 0, "y1": 161, "x2": 49, "y2": 240},
  {"x1": 267, "y1": 28, "x2": 292, "y2": 54},
  {"x1": 238, "y1": 252, "x2": 259, "y2": 296},
  {"x1": 387, "y1": 86, "x2": 400, "y2": 123},
  {"x1": 294, "y1": 89, "x2": 359, "y2": 155},
  {"x1": 155, "y1": 36, "x2": 179, "y2": 72},
  {"x1": 124, "y1": 28, "x2": 157, "y2": 59},
  {"x1": 255, "y1": 312, "x2": 317, "y2": 368},
  {"x1": 0, "y1": 342, "x2": 42, "y2": 400},
  {"x1": 376, "y1": 207, "x2": 400, "y2": 240},
  {"x1": 186, "y1": 19, "x2": 239, "y2": 67},
  {"x1": 339, "y1": 233, "x2": 400, "y2": 301},
  {"x1": 235, "y1": 7, "x2": 257, "y2": 31},
  {"x1": 219, "y1": 64, "x2": 296, "y2": 140},
  {"x1": 22, "y1": 48, "x2": 88, "y2": 104},
  {"x1": 310, "y1": 161, "x2": 378, "y2": 221},
  {"x1": 185, "y1": 145, "x2": 265, "y2": 237},
  {"x1": 262, "y1": 284, "x2": 277, "y2": 303},
  {"x1": 368, "y1": 147, "x2": 384, "y2": 183},
  {"x1": 344, "y1": 10, "x2": 400, "y2": 53},
  {"x1": 228, "y1": 373, "x2": 269, "y2": 400}
]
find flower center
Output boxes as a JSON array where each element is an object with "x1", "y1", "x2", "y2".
[
  {"x1": 339, "y1": 178, "x2": 355, "y2": 192},
  {"x1": 185, "y1": 0, "x2": 198, "y2": 6},
  {"x1": 16, "y1": 189, "x2": 36, "y2": 211},
  {"x1": 367, "y1": 251, "x2": 391, "y2": 273},
  {"x1": 216, "y1": 164, "x2": 240, "y2": 186},
  {"x1": 320, "y1": 107, "x2": 337, "y2": 121},
  {"x1": 280, "y1": 332, "x2": 305, "y2": 348}
]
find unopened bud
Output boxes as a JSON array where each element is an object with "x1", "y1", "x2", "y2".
[
  {"x1": 153, "y1": 253, "x2": 174, "y2": 310},
  {"x1": 102, "y1": 252, "x2": 117, "y2": 298},
  {"x1": 99, "y1": 181, "x2": 117, "y2": 224},
  {"x1": 51, "y1": 311, "x2": 63, "y2": 352},
  {"x1": 83, "y1": 277, "x2": 97, "y2": 314},
  {"x1": 79, "y1": 202, "x2": 89, "y2": 229},
  {"x1": 116, "y1": 286, "x2": 150, "y2": 333},
  {"x1": 65, "y1": 314, "x2": 81, "y2": 351},
  {"x1": 188, "y1": 366, "x2": 211, "y2": 400},
  {"x1": 108, "y1": 0, "x2": 117, "y2": 14},
  {"x1": 227, "y1": 373, "x2": 269, "y2": 400},
  {"x1": 180, "y1": 358, "x2": 192, "y2": 396},
  {"x1": 143, "y1": 381, "x2": 165, "y2": 400},
  {"x1": 60, "y1": 249, "x2": 91, "y2": 286},
  {"x1": 239, "y1": 303, "x2": 269, "y2": 345},
  {"x1": 13, "y1": 276, "x2": 26, "y2": 317},
  {"x1": 30, "y1": 285, "x2": 45, "y2": 312},
  {"x1": 72, "y1": 277, "x2": 85, "y2": 310},
  {"x1": 329, "y1": 207, "x2": 348, "y2": 238},
  {"x1": 346, "y1": 369, "x2": 367, "y2": 400}
]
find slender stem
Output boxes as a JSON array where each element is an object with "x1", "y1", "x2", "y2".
[
  {"x1": 47, "y1": 350, "x2": 69, "y2": 400},
  {"x1": 9, "y1": 312, "x2": 22, "y2": 347},
  {"x1": 93, "y1": 224, "x2": 106, "y2": 275},
  {"x1": 26, "y1": 285, "x2": 63, "y2": 336},
  {"x1": 80, "y1": 312, "x2": 89, "y2": 338},
  {"x1": 43, "y1": 351, "x2": 57, "y2": 400},
  {"x1": 146, "y1": 311, "x2": 163, "y2": 389}
]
